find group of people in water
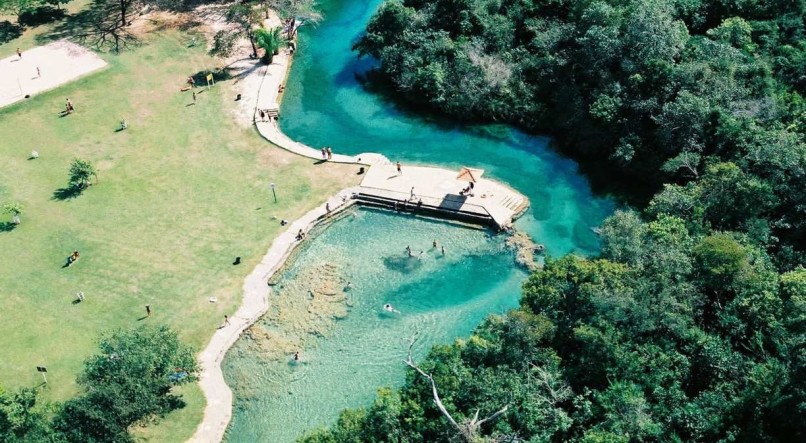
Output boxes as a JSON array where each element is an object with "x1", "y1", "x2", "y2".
[{"x1": 405, "y1": 240, "x2": 445, "y2": 259}]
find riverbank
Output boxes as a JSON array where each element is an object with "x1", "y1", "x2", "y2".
[
  {"x1": 190, "y1": 13, "x2": 532, "y2": 440},
  {"x1": 189, "y1": 188, "x2": 358, "y2": 443}
]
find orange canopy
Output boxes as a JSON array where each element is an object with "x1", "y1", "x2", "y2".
[{"x1": 456, "y1": 167, "x2": 484, "y2": 183}]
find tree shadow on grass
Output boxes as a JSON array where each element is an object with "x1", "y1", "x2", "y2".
[
  {"x1": 0, "y1": 222, "x2": 17, "y2": 233},
  {"x1": 52, "y1": 186, "x2": 83, "y2": 201},
  {"x1": 0, "y1": 21, "x2": 23, "y2": 44},
  {"x1": 19, "y1": 6, "x2": 66, "y2": 27},
  {"x1": 189, "y1": 68, "x2": 234, "y2": 87},
  {"x1": 36, "y1": 0, "x2": 139, "y2": 53}
]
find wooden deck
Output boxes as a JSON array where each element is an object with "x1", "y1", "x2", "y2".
[{"x1": 357, "y1": 165, "x2": 528, "y2": 229}]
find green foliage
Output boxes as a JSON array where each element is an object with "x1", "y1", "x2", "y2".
[
  {"x1": 51, "y1": 325, "x2": 197, "y2": 442},
  {"x1": 356, "y1": 0, "x2": 806, "y2": 260},
  {"x1": 0, "y1": 326, "x2": 196, "y2": 443},
  {"x1": 0, "y1": 0, "x2": 41, "y2": 21},
  {"x1": 208, "y1": 3, "x2": 261, "y2": 57},
  {"x1": 2, "y1": 201, "x2": 22, "y2": 225},
  {"x1": 67, "y1": 157, "x2": 97, "y2": 190},
  {"x1": 2, "y1": 202, "x2": 21, "y2": 216},
  {"x1": 254, "y1": 26, "x2": 286, "y2": 64},
  {"x1": 264, "y1": 0, "x2": 322, "y2": 24},
  {"x1": 308, "y1": 0, "x2": 804, "y2": 441},
  {"x1": 311, "y1": 213, "x2": 801, "y2": 441},
  {"x1": 0, "y1": 387, "x2": 52, "y2": 442}
]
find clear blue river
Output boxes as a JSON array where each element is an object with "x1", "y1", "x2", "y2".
[{"x1": 223, "y1": 1, "x2": 614, "y2": 441}]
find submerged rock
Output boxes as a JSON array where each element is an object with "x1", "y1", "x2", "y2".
[
  {"x1": 506, "y1": 231, "x2": 542, "y2": 271},
  {"x1": 247, "y1": 260, "x2": 350, "y2": 362}
]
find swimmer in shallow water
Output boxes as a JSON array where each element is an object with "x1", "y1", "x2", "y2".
[
  {"x1": 383, "y1": 303, "x2": 400, "y2": 314},
  {"x1": 294, "y1": 351, "x2": 300, "y2": 361}
]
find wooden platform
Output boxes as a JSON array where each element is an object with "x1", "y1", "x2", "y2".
[{"x1": 356, "y1": 165, "x2": 528, "y2": 229}]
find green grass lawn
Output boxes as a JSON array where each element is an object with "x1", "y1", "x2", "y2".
[{"x1": 0, "y1": 18, "x2": 359, "y2": 442}]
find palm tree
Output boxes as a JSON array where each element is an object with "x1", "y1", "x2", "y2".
[{"x1": 254, "y1": 27, "x2": 287, "y2": 64}]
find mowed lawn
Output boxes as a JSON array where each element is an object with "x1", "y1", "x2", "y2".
[{"x1": 0, "y1": 27, "x2": 358, "y2": 441}]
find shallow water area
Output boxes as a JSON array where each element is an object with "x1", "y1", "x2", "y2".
[{"x1": 224, "y1": 208, "x2": 526, "y2": 442}]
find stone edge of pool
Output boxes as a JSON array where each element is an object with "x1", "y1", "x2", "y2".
[
  {"x1": 189, "y1": 14, "x2": 530, "y2": 442},
  {"x1": 189, "y1": 187, "x2": 359, "y2": 443}
]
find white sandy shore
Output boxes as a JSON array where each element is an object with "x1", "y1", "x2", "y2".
[{"x1": 0, "y1": 40, "x2": 107, "y2": 108}]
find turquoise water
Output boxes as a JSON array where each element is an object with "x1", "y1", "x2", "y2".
[
  {"x1": 279, "y1": 0, "x2": 614, "y2": 253},
  {"x1": 224, "y1": 0, "x2": 614, "y2": 441},
  {"x1": 224, "y1": 209, "x2": 526, "y2": 442}
]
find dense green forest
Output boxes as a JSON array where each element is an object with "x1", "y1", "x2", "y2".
[
  {"x1": 0, "y1": 326, "x2": 196, "y2": 442},
  {"x1": 303, "y1": 0, "x2": 806, "y2": 441}
]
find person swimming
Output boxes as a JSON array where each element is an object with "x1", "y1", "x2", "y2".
[
  {"x1": 383, "y1": 303, "x2": 400, "y2": 313},
  {"x1": 294, "y1": 351, "x2": 300, "y2": 361}
]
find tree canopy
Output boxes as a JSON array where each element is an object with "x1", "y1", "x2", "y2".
[
  {"x1": 355, "y1": 0, "x2": 805, "y2": 267},
  {"x1": 0, "y1": 326, "x2": 197, "y2": 443},
  {"x1": 305, "y1": 1, "x2": 806, "y2": 441}
]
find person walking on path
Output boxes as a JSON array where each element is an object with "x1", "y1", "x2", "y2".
[
  {"x1": 224, "y1": 315, "x2": 230, "y2": 326},
  {"x1": 326, "y1": 147, "x2": 333, "y2": 160},
  {"x1": 36, "y1": 67, "x2": 40, "y2": 78},
  {"x1": 145, "y1": 304, "x2": 151, "y2": 317},
  {"x1": 396, "y1": 162, "x2": 402, "y2": 175},
  {"x1": 321, "y1": 147, "x2": 327, "y2": 160},
  {"x1": 410, "y1": 187, "x2": 416, "y2": 200},
  {"x1": 16, "y1": 48, "x2": 22, "y2": 59}
]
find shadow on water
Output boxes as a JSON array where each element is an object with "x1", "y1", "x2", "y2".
[{"x1": 382, "y1": 255, "x2": 424, "y2": 273}]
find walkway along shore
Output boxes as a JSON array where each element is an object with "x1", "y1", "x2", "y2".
[
  {"x1": 189, "y1": 188, "x2": 358, "y2": 442},
  {"x1": 190, "y1": 16, "x2": 529, "y2": 442}
]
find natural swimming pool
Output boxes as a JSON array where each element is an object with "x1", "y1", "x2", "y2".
[
  {"x1": 223, "y1": 208, "x2": 527, "y2": 441},
  {"x1": 223, "y1": 0, "x2": 614, "y2": 441}
]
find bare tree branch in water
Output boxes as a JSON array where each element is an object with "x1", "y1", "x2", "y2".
[{"x1": 404, "y1": 333, "x2": 510, "y2": 443}]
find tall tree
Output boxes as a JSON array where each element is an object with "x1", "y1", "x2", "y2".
[{"x1": 52, "y1": 326, "x2": 197, "y2": 442}]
